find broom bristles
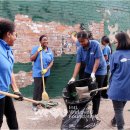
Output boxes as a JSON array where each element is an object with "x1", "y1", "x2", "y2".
[{"x1": 42, "y1": 92, "x2": 49, "y2": 101}]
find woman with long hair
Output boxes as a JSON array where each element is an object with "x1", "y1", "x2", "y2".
[{"x1": 108, "y1": 32, "x2": 130, "y2": 130}]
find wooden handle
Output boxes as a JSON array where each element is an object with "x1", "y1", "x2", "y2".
[
  {"x1": 90, "y1": 86, "x2": 108, "y2": 93},
  {"x1": 0, "y1": 90, "x2": 39, "y2": 104},
  {"x1": 40, "y1": 51, "x2": 46, "y2": 91}
]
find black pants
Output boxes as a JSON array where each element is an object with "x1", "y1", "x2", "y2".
[
  {"x1": 33, "y1": 77, "x2": 48, "y2": 106},
  {"x1": 102, "y1": 65, "x2": 110, "y2": 99},
  {"x1": 0, "y1": 96, "x2": 18, "y2": 129},
  {"x1": 84, "y1": 73, "x2": 105, "y2": 115}
]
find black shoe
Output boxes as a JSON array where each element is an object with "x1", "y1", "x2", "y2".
[{"x1": 111, "y1": 119, "x2": 117, "y2": 127}]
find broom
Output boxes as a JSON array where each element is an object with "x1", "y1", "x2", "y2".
[{"x1": 40, "y1": 50, "x2": 49, "y2": 101}]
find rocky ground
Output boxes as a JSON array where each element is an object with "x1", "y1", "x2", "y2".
[{"x1": 2, "y1": 98, "x2": 130, "y2": 130}]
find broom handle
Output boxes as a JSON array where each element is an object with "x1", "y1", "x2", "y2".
[
  {"x1": 90, "y1": 86, "x2": 108, "y2": 93},
  {"x1": 40, "y1": 51, "x2": 46, "y2": 92},
  {"x1": 0, "y1": 90, "x2": 39, "y2": 104}
]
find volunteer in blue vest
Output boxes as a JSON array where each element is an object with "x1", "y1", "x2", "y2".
[
  {"x1": 0, "y1": 19, "x2": 23, "y2": 129},
  {"x1": 100, "y1": 36, "x2": 111, "y2": 99},
  {"x1": 30, "y1": 35, "x2": 54, "y2": 111},
  {"x1": 70, "y1": 30, "x2": 94, "y2": 79},
  {"x1": 69, "y1": 31, "x2": 107, "y2": 120},
  {"x1": 107, "y1": 32, "x2": 130, "y2": 130}
]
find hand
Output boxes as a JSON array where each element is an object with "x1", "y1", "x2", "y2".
[
  {"x1": 68, "y1": 77, "x2": 75, "y2": 84},
  {"x1": 14, "y1": 91, "x2": 23, "y2": 101},
  {"x1": 71, "y1": 31, "x2": 77, "y2": 36},
  {"x1": 68, "y1": 31, "x2": 77, "y2": 36},
  {"x1": 91, "y1": 72, "x2": 96, "y2": 82},
  {"x1": 41, "y1": 69, "x2": 48, "y2": 75},
  {"x1": 37, "y1": 46, "x2": 43, "y2": 52}
]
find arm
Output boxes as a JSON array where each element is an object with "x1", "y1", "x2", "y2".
[
  {"x1": 68, "y1": 47, "x2": 82, "y2": 83},
  {"x1": 72, "y1": 63, "x2": 81, "y2": 78},
  {"x1": 92, "y1": 43, "x2": 102, "y2": 73},
  {"x1": 102, "y1": 46, "x2": 109, "y2": 61},
  {"x1": 46, "y1": 50, "x2": 54, "y2": 70},
  {"x1": 11, "y1": 73, "x2": 23, "y2": 101},
  {"x1": 30, "y1": 51, "x2": 39, "y2": 61},
  {"x1": 92, "y1": 58, "x2": 100, "y2": 73},
  {"x1": 104, "y1": 55, "x2": 108, "y2": 61},
  {"x1": 46, "y1": 61, "x2": 54, "y2": 70},
  {"x1": 30, "y1": 46, "x2": 42, "y2": 61},
  {"x1": 71, "y1": 35, "x2": 77, "y2": 43},
  {"x1": 11, "y1": 73, "x2": 20, "y2": 92}
]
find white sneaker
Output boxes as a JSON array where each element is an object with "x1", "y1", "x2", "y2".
[{"x1": 32, "y1": 106, "x2": 38, "y2": 111}]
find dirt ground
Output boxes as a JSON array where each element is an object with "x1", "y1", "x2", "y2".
[{"x1": 1, "y1": 98, "x2": 130, "y2": 130}]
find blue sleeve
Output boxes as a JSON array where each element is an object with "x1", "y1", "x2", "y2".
[
  {"x1": 76, "y1": 40, "x2": 81, "y2": 48},
  {"x1": 103, "y1": 47, "x2": 108, "y2": 56},
  {"x1": 31, "y1": 46, "x2": 38, "y2": 56},
  {"x1": 76, "y1": 48, "x2": 82, "y2": 63},
  {"x1": 94, "y1": 44, "x2": 102, "y2": 59}
]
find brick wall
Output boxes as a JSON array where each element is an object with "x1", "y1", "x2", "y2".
[
  {"x1": 14, "y1": 14, "x2": 104, "y2": 63},
  {"x1": 0, "y1": 0, "x2": 130, "y2": 97}
]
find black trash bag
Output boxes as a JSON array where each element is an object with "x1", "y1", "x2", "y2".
[
  {"x1": 61, "y1": 78, "x2": 99, "y2": 130},
  {"x1": 66, "y1": 78, "x2": 97, "y2": 101},
  {"x1": 61, "y1": 106, "x2": 98, "y2": 130}
]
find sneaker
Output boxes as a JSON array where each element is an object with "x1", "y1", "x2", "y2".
[
  {"x1": 32, "y1": 106, "x2": 38, "y2": 111},
  {"x1": 111, "y1": 118, "x2": 117, "y2": 127}
]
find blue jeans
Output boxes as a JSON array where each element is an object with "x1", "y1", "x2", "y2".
[{"x1": 112, "y1": 100, "x2": 126, "y2": 130}]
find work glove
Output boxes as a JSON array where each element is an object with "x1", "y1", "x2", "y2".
[
  {"x1": 41, "y1": 69, "x2": 47, "y2": 75},
  {"x1": 37, "y1": 46, "x2": 43, "y2": 52},
  {"x1": 71, "y1": 31, "x2": 77, "y2": 36},
  {"x1": 14, "y1": 91, "x2": 23, "y2": 101},
  {"x1": 68, "y1": 77, "x2": 75, "y2": 84},
  {"x1": 91, "y1": 72, "x2": 96, "y2": 82}
]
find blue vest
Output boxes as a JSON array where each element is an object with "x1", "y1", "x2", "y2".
[
  {"x1": 108, "y1": 50, "x2": 130, "y2": 101},
  {"x1": 31, "y1": 46, "x2": 54, "y2": 77},
  {"x1": 0, "y1": 39, "x2": 14, "y2": 99},
  {"x1": 76, "y1": 40, "x2": 107, "y2": 75}
]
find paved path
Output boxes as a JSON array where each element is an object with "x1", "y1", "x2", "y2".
[{"x1": 2, "y1": 98, "x2": 130, "y2": 130}]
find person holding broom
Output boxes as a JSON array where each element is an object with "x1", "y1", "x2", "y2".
[
  {"x1": 0, "y1": 18, "x2": 23, "y2": 129},
  {"x1": 30, "y1": 35, "x2": 54, "y2": 111}
]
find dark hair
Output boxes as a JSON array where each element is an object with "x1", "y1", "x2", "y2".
[
  {"x1": 0, "y1": 19, "x2": 15, "y2": 39},
  {"x1": 87, "y1": 31, "x2": 93, "y2": 40},
  {"x1": 80, "y1": 23, "x2": 86, "y2": 31},
  {"x1": 101, "y1": 36, "x2": 110, "y2": 44},
  {"x1": 115, "y1": 32, "x2": 130, "y2": 50},
  {"x1": 101, "y1": 35, "x2": 112, "y2": 53},
  {"x1": 77, "y1": 31, "x2": 89, "y2": 39},
  {"x1": 39, "y1": 34, "x2": 47, "y2": 42}
]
